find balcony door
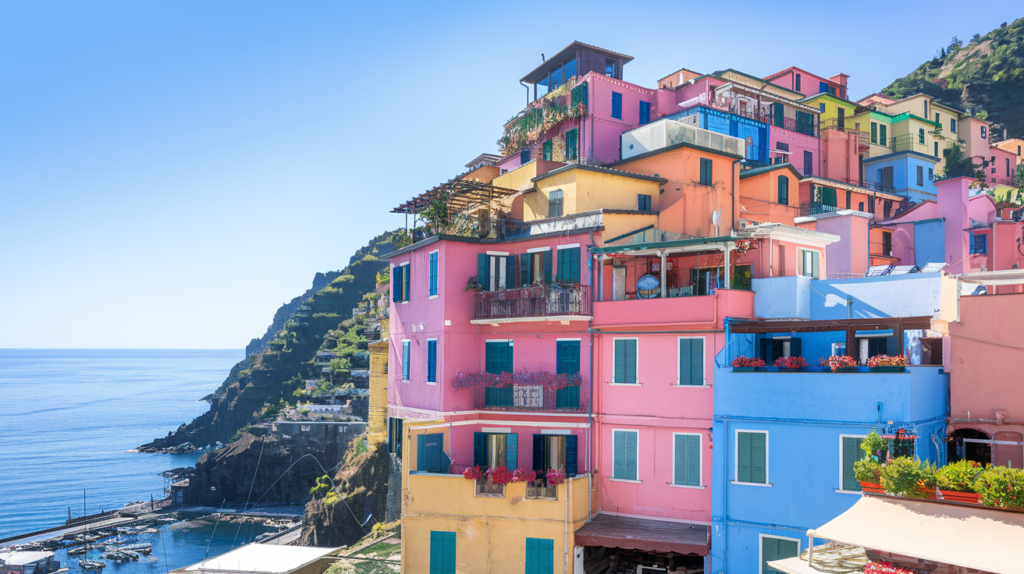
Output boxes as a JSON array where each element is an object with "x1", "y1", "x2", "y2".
[
  {"x1": 479, "y1": 253, "x2": 515, "y2": 291},
  {"x1": 837, "y1": 107, "x2": 845, "y2": 129},
  {"x1": 532, "y1": 434, "x2": 578, "y2": 476}
]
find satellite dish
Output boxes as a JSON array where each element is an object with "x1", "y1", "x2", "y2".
[{"x1": 711, "y1": 209, "x2": 722, "y2": 226}]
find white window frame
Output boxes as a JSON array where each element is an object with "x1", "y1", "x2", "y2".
[
  {"x1": 425, "y1": 338, "x2": 438, "y2": 385},
  {"x1": 733, "y1": 429, "x2": 770, "y2": 487},
  {"x1": 611, "y1": 428, "x2": 641, "y2": 483},
  {"x1": 428, "y1": 249, "x2": 439, "y2": 299},
  {"x1": 758, "y1": 534, "x2": 801, "y2": 574},
  {"x1": 838, "y1": 433, "x2": 867, "y2": 494},
  {"x1": 396, "y1": 262, "x2": 410, "y2": 304},
  {"x1": 526, "y1": 246, "x2": 552, "y2": 254},
  {"x1": 611, "y1": 337, "x2": 640, "y2": 385},
  {"x1": 800, "y1": 249, "x2": 813, "y2": 278},
  {"x1": 675, "y1": 336, "x2": 708, "y2": 387},
  {"x1": 670, "y1": 432, "x2": 704, "y2": 489},
  {"x1": 401, "y1": 340, "x2": 411, "y2": 383},
  {"x1": 556, "y1": 243, "x2": 581, "y2": 250}
]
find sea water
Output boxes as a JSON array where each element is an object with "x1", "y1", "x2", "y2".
[{"x1": 0, "y1": 349, "x2": 242, "y2": 539}]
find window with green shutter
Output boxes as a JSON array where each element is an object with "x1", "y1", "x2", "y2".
[
  {"x1": 556, "y1": 340, "x2": 581, "y2": 408},
  {"x1": 699, "y1": 158, "x2": 713, "y2": 186},
  {"x1": 879, "y1": 124, "x2": 887, "y2": 146},
  {"x1": 613, "y1": 339, "x2": 637, "y2": 384},
  {"x1": 842, "y1": 436, "x2": 864, "y2": 492},
  {"x1": 542, "y1": 140, "x2": 553, "y2": 161},
  {"x1": 612, "y1": 430, "x2": 638, "y2": 480},
  {"x1": 485, "y1": 341, "x2": 513, "y2": 374},
  {"x1": 870, "y1": 123, "x2": 877, "y2": 144},
  {"x1": 761, "y1": 536, "x2": 798, "y2": 574},
  {"x1": 677, "y1": 338, "x2": 705, "y2": 386},
  {"x1": 777, "y1": 176, "x2": 789, "y2": 205},
  {"x1": 429, "y1": 531, "x2": 456, "y2": 574},
  {"x1": 429, "y1": 252, "x2": 438, "y2": 296},
  {"x1": 426, "y1": 340, "x2": 437, "y2": 383},
  {"x1": 566, "y1": 129, "x2": 578, "y2": 161},
  {"x1": 737, "y1": 431, "x2": 767, "y2": 484},
  {"x1": 402, "y1": 340, "x2": 411, "y2": 381},
  {"x1": 673, "y1": 434, "x2": 701, "y2": 487},
  {"x1": 556, "y1": 247, "x2": 580, "y2": 284},
  {"x1": 525, "y1": 538, "x2": 554, "y2": 574}
]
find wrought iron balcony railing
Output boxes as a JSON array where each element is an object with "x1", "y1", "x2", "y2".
[
  {"x1": 472, "y1": 284, "x2": 591, "y2": 321},
  {"x1": 472, "y1": 384, "x2": 586, "y2": 412}
]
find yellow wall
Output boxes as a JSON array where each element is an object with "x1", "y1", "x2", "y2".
[
  {"x1": 367, "y1": 339, "x2": 388, "y2": 445},
  {"x1": 527, "y1": 168, "x2": 662, "y2": 221},
  {"x1": 803, "y1": 94, "x2": 856, "y2": 127},
  {"x1": 602, "y1": 212, "x2": 660, "y2": 242}
]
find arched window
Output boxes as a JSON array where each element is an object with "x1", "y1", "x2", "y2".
[{"x1": 778, "y1": 175, "x2": 789, "y2": 205}]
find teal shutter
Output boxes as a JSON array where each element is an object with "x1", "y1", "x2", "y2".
[
  {"x1": 429, "y1": 252, "x2": 438, "y2": 296},
  {"x1": 880, "y1": 124, "x2": 887, "y2": 146},
  {"x1": 426, "y1": 340, "x2": 437, "y2": 383},
  {"x1": 478, "y1": 253, "x2": 489, "y2": 291},
  {"x1": 614, "y1": 340, "x2": 636, "y2": 384},
  {"x1": 613, "y1": 431, "x2": 626, "y2": 479},
  {"x1": 486, "y1": 342, "x2": 512, "y2": 374},
  {"x1": 543, "y1": 250, "x2": 552, "y2": 283},
  {"x1": 506, "y1": 256, "x2": 516, "y2": 288},
  {"x1": 737, "y1": 432, "x2": 752, "y2": 483},
  {"x1": 403, "y1": 264, "x2": 410, "y2": 301},
  {"x1": 402, "y1": 341, "x2": 410, "y2": 380},
  {"x1": 687, "y1": 434, "x2": 700, "y2": 486},
  {"x1": 416, "y1": 434, "x2": 426, "y2": 472},
  {"x1": 773, "y1": 103, "x2": 784, "y2": 128},
  {"x1": 811, "y1": 251, "x2": 820, "y2": 280},
  {"x1": 614, "y1": 340, "x2": 626, "y2": 384},
  {"x1": 521, "y1": 253, "x2": 531, "y2": 286},
  {"x1": 441, "y1": 533, "x2": 456, "y2": 574},
  {"x1": 557, "y1": 341, "x2": 580, "y2": 374},
  {"x1": 751, "y1": 432, "x2": 766, "y2": 484},
  {"x1": 678, "y1": 338, "x2": 704, "y2": 385},
  {"x1": 430, "y1": 531, "x2": 456, "y2": 574},
  {"x1": 506, "y1": 433, "x2": 518, "y2": 469},
  {"x1": 763, "y1": 537, "x2": 797, "y2": 574},
  {"x1": 625, "y1": 340, "x2": 636, "y2": 384},
  {"x1": 473, "y1": 432, "x2": 487, "y2": 468},
  {"x1": 526, "y1": 538, "x2": 554, "y2": 574},
  {"x1": 568, "y1": 247, "x2": 580, "y2": 283},
  {"x1": 392, "y1": 265, "x2": 401, "y2": 302},
  {"x1": 565, "y1": 435, "x2": 578, "y2": 476},
  {"x1": 542, "y1": 140, "x2": 552, "y2": 161},
  {"x1": 842, "y1": 437, "x2": 863, "y2": 491},
  {"x1": 625, "y1": 431, "x2": 637, "y2": 480},
  {"x1": 566, "y1": 129, "x2": 578, "y2": 161}
]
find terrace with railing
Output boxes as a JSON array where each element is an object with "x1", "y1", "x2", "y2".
[
  {"x1": 471, "y1": 283, "x2": 591, "y2": 323},
  {"x1": 472, "y1": 382, "x2": 588, "y2": 412}
]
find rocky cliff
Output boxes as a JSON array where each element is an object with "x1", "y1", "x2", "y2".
[{"x1": 245, "y1": 272, "x2": 343, "y2": 357}]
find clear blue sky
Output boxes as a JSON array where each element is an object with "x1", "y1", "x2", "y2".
[{"x1": 2, "y1": 1, "x2": 1019, "y2": 349}]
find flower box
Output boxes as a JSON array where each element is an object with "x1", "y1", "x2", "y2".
[
  {"x1": 836, "y1": 367, "x2": 861, "y2": 373},
  {"x1": 870, "y1": 366, "x2": 906, "y2": 373},
  {"x1": 939, "y1": 490, "x2": 982, "y2": 504},
  {"x1": 859, "y1": 481, "x2": 885, "y2": 494},
  {"x1": 475, "y1": 481, "x2": 505, "y2": 497},
  {"x1": 732, "y1": 367, "x2": 756, "y2": 372}
]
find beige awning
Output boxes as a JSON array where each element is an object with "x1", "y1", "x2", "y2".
[{"x1": 808, "y1": 496, "x2": 1024, "y2": 574}]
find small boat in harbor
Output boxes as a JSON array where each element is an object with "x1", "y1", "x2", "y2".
[
  {"x1": 78, "y1": 559, "x2": 105, "y2": 571},
  {"x1": 101, "y1": 550, "x2": 138, "y2": 562},
  {"x1": 118, "y1": 544, "x2": 152, "y2": 555}
]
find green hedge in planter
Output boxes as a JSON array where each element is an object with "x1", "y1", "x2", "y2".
[
  {"x1": 936, "y1": 460, "x2": 983, "y2": 493},
  {"x1": 880, "y1": 456, "x2": 936, "y2": 498},
  {"x1": 975, "y1": 465, "x2": 1024, "y2": 509},
  {"x1": 854, "y1": 459, "x2": 882, "y2": 483}
]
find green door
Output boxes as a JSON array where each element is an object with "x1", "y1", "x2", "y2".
[
  {"x1": 525, "y1": 538, "x2": 554, "y2": 574},
  {"x1": 429, "y1": 531, "x2": 456, "y2": 574}
]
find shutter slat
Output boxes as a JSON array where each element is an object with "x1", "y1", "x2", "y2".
[
  {"x1": 505, "y1": 433, "x2": 518, "y2": 469},
  {"x1": 473, "y1": 432, "x2": 487, "y2": 469},
  {"x1": 478, "y1": 253, "x2": 489, "y2": 291},
  {"x1": 691, "y1": 338, "x2": 704, "y2": 386},
  {"x1": 543, "y1": 250, "x2": 552, "y2": 283}
]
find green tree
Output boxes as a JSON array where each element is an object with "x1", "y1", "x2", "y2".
[{"x1": 940, "y1": 143, "x2": 989, "y2": 189}]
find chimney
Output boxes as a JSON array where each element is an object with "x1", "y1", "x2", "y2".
[{"x1": 996, "y1": 411, "x2": 1007, "y2": 425}]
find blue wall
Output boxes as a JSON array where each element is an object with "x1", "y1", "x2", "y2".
[
  {"x1": 863, "y1": 152, "x2": 938, "y2": 203},
  {"x1": 710, "y1": 354, "x2": 948, "y2": 573},
  {"x1": 914, "y1": 221, "x2": 945, "y2": 268},
  {"x1": 670, "y1": 106, "x2": 769, "y2": 165}
]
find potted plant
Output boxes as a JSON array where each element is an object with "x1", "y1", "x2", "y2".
[
  {"x1": 512, "y1": 468, "x2": 537, "y2": 483},
  {"x1": 545, "y1": 468, "x2": 567, "y2": 486},
  {"x1": 854, "y1": 459, "x2": 885, "y2": 493},
  {"x1": 820, "y1": 355, "x2": 859, "y2": 373},
  {"x1": 868, "y1": 354, "x2": 907, "y2": 373},
  {"x1": 975, "y1": 465, "x2": 1024, "y2": 510},
  {"x1": 465, "y1": 276, "x2": 482, "y2": 292},
  {"x1": 935, "y1": 460, "x2": 983, "y2": 504},
  {"x1": 773, "y1": 356, "x2": 807, "y2": 371},
  {"x1": 731, "y1": 356, "x2": 766, "y2": 372},
  {"x1": 880, "y1": 456, "x2": 937, "y2": 499}
]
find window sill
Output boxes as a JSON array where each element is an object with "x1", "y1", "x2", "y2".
[
  {"x1": 732, "y1": 481, "x2": 772, "y2": 487},
  {"x1": 608, "y1": 382, "x2": 641, "y2": 386},
  {"x1": 668, "y1": 483, "x2": 705, "y2": 490},
  {"x1": 428, "y1": 295, "x2": 438, "y2": 300},
  {"x1": 425, "y1": 381, "x2": 437, "y2": 385},
  {"x1": 672, "y1": 384, "x2": 710, "y2": 388},
  {"x1": 609, "y1": 478, "x2": 642, "y2": 484},
  {"x1": 402, "y1": 380, "x2": 410, "y2": 384},
  {"x1": 835, "y1": 489, "x2": 863, "y2": 495}
]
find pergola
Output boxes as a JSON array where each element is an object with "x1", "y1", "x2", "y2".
[
  {"x1": 728, "y1": 316, "x2": 934, "y2": 358},
  {"x1": 391, "y1": 174, "x2": 519, "y2": 215}
]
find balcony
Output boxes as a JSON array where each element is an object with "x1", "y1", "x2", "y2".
[
  {"x1": 406, "y1": 472, "x2": 590, "y2": 518},
  {"x1": 471, "y1": 383, "x2": 588, "y2": 412},
  {"x1": 471, "y1": 284, "x2": 592, "y2": 324},
  {"x1": 622, "y1": 118, "x2": 746, "y2": 161},
  {"x1": 593, "y1": 289, "x2": 753, "y2": 328},
  {"x1": 494, "y1": 211, "x2": 604, "y2": 240}
]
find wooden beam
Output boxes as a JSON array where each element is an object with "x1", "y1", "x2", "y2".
[{"x1": 729, "y1": 316, "x2": 932, "y2": 334}]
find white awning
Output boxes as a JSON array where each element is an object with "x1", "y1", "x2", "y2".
[
  {"x1": 806, "y1": 496, "x2": 1024, "y2": 574},
  {"x1": 957, "y1": 268, "x2": 1024, "y2": 286}
]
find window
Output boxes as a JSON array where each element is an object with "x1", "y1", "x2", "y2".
[
  {"x1": 555, "y1": 340, "x2": 581, "y2": 408},
  {"x1": 795, "y1": 73, "x2": 801, "y2": 92},
  {"x1": 611, "y1": 91, "x2": 623, "y2": 120},
  {"x1": 392, "y1": 263, "x2": 410, "y2": 302},
  {"x1": 612, "y1": 430, "x2": 638, "y2": 480},
  {"x1": 821, "y1": 186, "x2": 837, "y2": 208},
  {"x1": 533, "y1": 434, "x2": 578, "y2": 476},
  {"x1": 837, "y1": 107, "x2": 845, "y2": 128},
  {"x1": 819, "y1": 103, "x2": 826, "y2": 112},
  {"x1": 859, "y1": 201, "x2": 865, "y2": 212},
  {"x1": 981, "y1": 125, "x2": 987, "y2": 139},
  {"x1": 777, "y1": 176, "x2": 789, "y2": 205},
  {"x1": 525, "y1": 538, "x2": 554, "y2": 574},
  {"x1": 430, "y1": 531, "x2": 456, "y2": 574},
  {"x1": 416, "y1": 432, "x2": 446, "y2": 472},
  {"x1": 613, "y1": 339, "x2": 637, "y2": 384},
  {"x1": 971, "y1": 232, "x2": 987, "y2": 255},
  {"x1": 542, "y1": 140, "x2": 552, "y2": 161},
  {"x1": 736, "y1": 431, "x2": 767, "y2": 484},
  {"x1": 484, "y1": 340, "x2": 513, "y2": 407},
  {"x1": 761, "y1": 536, "x2": 798, "y2": 574},
  {"x1": 950, "y1": 118, "x2": 957, "y2": 133},
  {"x1": 934, "y1": 142, "x2": 939, "y2": 157},
  {"x1": 387, "y1": 417, "x2": 403, "y2": 456},
  {"x1": 916, "y1": 165, "x2": 924, "y2": 187},
  {"x1": 565, "y1": 129, "x2": 578, "y2": 161},
  {"x1": 401, "y1": 340, "x2": 411, "y2": 381},
  {"x1": 474, "y1": 431, "x2": 517, "y2": 470},
  {"x1": 935, "y1": 112, "x2": 940, "y2": 124},
  {"x1": 426, "y1": 339, "x2": 437, "y2": 383},
  {"x1": 870, "y1": 123, "x2": 877, "y2": 144},
  {"x1": 803, "y1": 151, "x2": 813, "y2": 176},
  {"x1": 924, "y1": 100, "x2": 928, "y2": 119},
  {"x1": 563, "y1": 58, "x2": 577, "y2": 80},
  {"x1": 549, "y1": 65, "x2": 562, "y2": 91},
  {"x1": 699, "y1": 158, "x2": 713, "y2": 185},
  {"x1": 677, "y1": 337, "x2": 705, "y2": 386},
  {"x1": 520, "y1": 250, "x2": 552, "y2": 285},
  {"x1": 929, "y1": 168, "x2": 934, "y2": 181},
  {"x1": 882, "y1": 231, "x2": 892, "y2": 257},
  {"x1": 429, "y1": 251, "x2": 438, "y2": 296},
  {"x1": 1008, "y1": 158, "x2": 1012, "y2": 177},
  {"x1": 772, "y1": 103, "x2": 784, "y2": 128},
  {"x1": 638, "y1": 194, "x2": 652, "y2": 212},
  {"x1": 548, "y1": 189, "x2": 564, "y2": 217},
  {"x1": 918, "y1": 128, "x2": 925, "y2": 144},
  {"x1": 879, "y1": 124, "x2": 887, "y2": 146},
  {"x1": 845, "y1": 190, "x2": 852, "y2": 209},
  {"x1": 673, "y1": 434, "x2": 701, "y2": 487},
  {"x1": 605, "y1": 58, "x2": 617, "y2": 78},
  {"x1": 801, "y1": 250, "x2": 819, "y2": 279},
  {"x1": 556, "y1": 247, "x2": 580, "y2": 284},
  {"x1": 478, "y1": 253, "x2": 513, "y2": 291},
  {"x1": 639, "y1": 101, "x2": 651, "y2": 125},
  {"x1": 521, "y1": 149, "x2": 530, "y2": 165},
  {"x1": 775, "y1": 142, "x2": 789, "y2": 165},
  {"x1": 841, "y1": 436, "x2": 865, "y2": 492},
  {"x1": 819, "y1": 81, "x2": 828, "y2": 93}
]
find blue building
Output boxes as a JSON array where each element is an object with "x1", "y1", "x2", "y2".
[
  {"x1": 710, "y1": 275, "x2": 949, "y2": 574},
  {"x1": 863, "y1": 151, "x2": 939, "y2": 204},
  {"x1": 668, "y1": 106, "x2": 770, "y2": 167}
]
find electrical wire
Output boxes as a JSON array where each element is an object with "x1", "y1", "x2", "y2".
[{"x1": 231, "y1": 435, "x2": 266, "y2": 549}]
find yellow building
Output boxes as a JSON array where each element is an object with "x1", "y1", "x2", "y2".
[
  {"x1": 367, "y1": 339, "x2": 388, "y2": 445},
  {"x1": 802, "y1": 92, "x2": 857, "y2": 131},
  {"x1": 400, "y1": 420, "x2": 592, "y2": 574},
  {"x1": 858, "y1": 93, "x2": 963, "y2": 173}
]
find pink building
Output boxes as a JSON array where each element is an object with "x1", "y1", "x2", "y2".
[{"x1": 764, "y1": 66, "x2": 849, "y2": 100}]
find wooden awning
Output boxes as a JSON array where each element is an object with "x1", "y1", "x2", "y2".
[
  {"x1": 574, "y1": 514, "x2": 710, "y2": 556},
  {"x1": 391, "y1": 175, "x2": 518, "y2": 215},
  {"x1": 728, "y1": 316, "x2": 932, "y2": 334}
]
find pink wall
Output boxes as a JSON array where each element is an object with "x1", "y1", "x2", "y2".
[
  {"x1": 960, "y1": 117, "x2": 990, "y2": 160},
  {"x1": 989, "y1": 146, "x2": 1018, "y2": 186},
  {"x1": 765, "y1": 67, "x2": 846, "y2": 100},
  {"x1": 583, "y1": 73, "x2": 655, "y2": 164},
  {"x1": 936, "y1": 177, "x2": 972, "y2": 273},
  {"x1": 814, "y1": 213, "x2": 869, "y2": 278},
  {"x1": 771, "y1": 126, "x2": 817, "y2": 177},
  {"x1": 820, "y1": 128, "x2": 859, "y2": 184},
  {"x1": 889, "y1": 223, "x2": 915, "y2": 267}
]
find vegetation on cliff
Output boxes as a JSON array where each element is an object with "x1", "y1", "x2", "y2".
[
  {"x1": 882, "y1": 18, "x2": 1024, "y2": 138},
  {"x1": 142, "y1": 230, "x2": 397, "y2": 449}
]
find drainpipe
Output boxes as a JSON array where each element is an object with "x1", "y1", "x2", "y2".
[
  {"x1": 587, "y1": 233, "x2": 595, "y2": 523},
  {"x1": 732, "y1": 159, "x2": 741, "y2": 233},
  {"x1": 564, "y1": 477, "x2": 570, "y2": 574},
  {"x1": 520, "y1": 80, "x2": 531, "y2": 107}
]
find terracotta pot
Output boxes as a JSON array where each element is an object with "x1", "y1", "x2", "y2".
[
  {"x1": 919, "y1": 487, "x2": 938, "y2": 500},
  {"x1": 940, "y1": 490, "x2": 982, "y2": 504},
  {"x1": 859, "y1": 481, "x2": 885, "y2": 494}
]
